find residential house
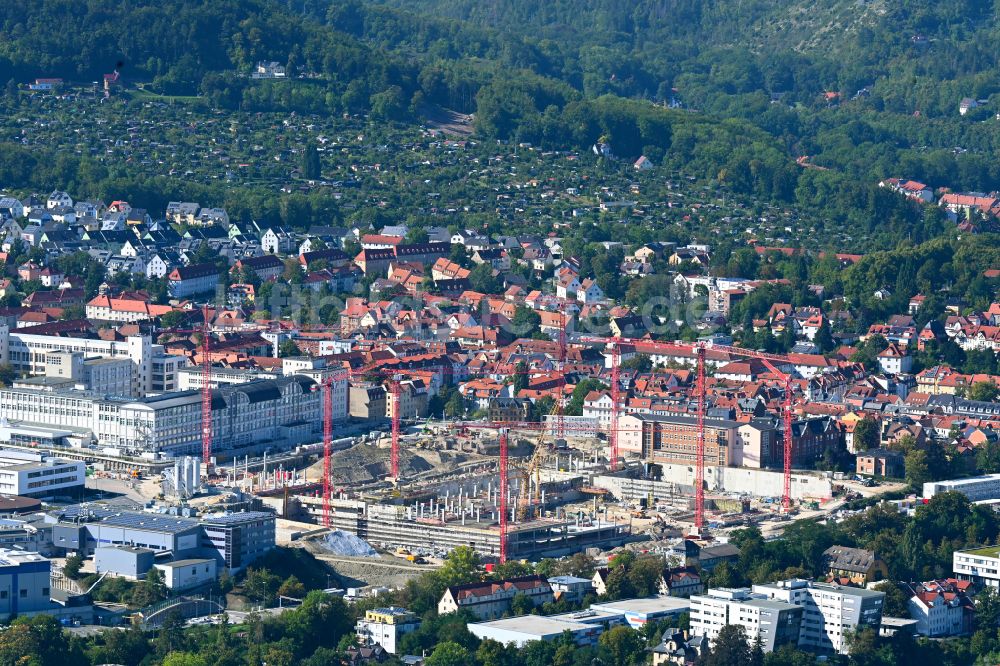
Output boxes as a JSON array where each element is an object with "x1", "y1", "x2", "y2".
[
  {"x1": 577, "y1": 278, "x2": 604, "y2": 303},
  {"x1": 856, "y1": 449, "x2": 904, "y2": 478},
  {"x1": 822, "y1": 545, "x2": 888, "y2": 585},
  {"x1": 168, "y1": 263, "x2": 220, "y2": 299},
  {"x1": 878, "y1": 344, "x2": 912, "y2": 375},
  {"x1": 261, "y1": 227, "x2": 295, "y2": 254},
  {"x1": 438, "y1": 575, "x2": 553, "y2": 620},
  {"x1": 658, "y1": 566, "x2": 704, "y2": 598},
  {"x1": 46, "y1": 191, "x2": 72, "y2": 209},
  {"x1": 233, "y1": 255, "x2": 284, "y2": 282},
  {"x1": 904, "y1": 579, "x2": 974, "y2": 637},
  {"x1": 165, "y1": 202, "x2": 200, "y2": 225}
]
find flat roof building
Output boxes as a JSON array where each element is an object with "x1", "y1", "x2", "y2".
[
  {"x1": 924, "y1": 474, "x2": 1000, "y2": 502},
  {"x1": 690, "y1": 588, "x2": 802, "y2": 652},
  {"x1": 467, "y1": 614, "x2": 603, "y2": 648}
]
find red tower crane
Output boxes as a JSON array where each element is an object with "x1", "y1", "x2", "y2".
[
  {"x1": 698, "y1": 343, "x2": 796, "y2": 511},
  {"x1": 575, "y1": 336, "x2": 798, "y2": 529},
  {"x1": 201, "y1": 306, "x2": 213, "y2": 473},
  {"x1": 609, "y1": 339, "x2": 622, "y2": 471},
  {"x1": 694, "y1": 345, "x2": 706, "y2": 533},
  {"x1": 498, "y1": 427, "x2": 509, "y2": 563}
]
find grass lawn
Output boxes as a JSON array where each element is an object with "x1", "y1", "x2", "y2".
[{"x1": 127, "y1": 87, "x2": 206, "y2": 106}]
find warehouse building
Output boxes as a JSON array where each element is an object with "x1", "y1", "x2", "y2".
[
  {"x1": 468, "y1": 614, "x2": 603, "y2": 647},
  {"x1": 49, "y1": 506, "x2": 276, "y2": 574},
  {"x1": 155, "y1": 558, "x2": 217, "y2": 591}
]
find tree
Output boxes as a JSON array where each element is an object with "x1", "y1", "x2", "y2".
[
  {"x1": 132, "y1": 566, "x2": 167, "y2": 607},
  {"x1": 853, "y1": 418, "x2": 880, "y2": 453},
  {"x1": 469, "y1": 263, "x2": 500, "y2": 294},
  {"x1": 510, "y1": 592, "x2": 534, "y2": 616},
  {"x1": 968, "y1": 380, "x2": 1000, "y2": 402},
  {"x1": 243, "y1": 567, "x2": 281, "y2": 605},
  {"x1": 702, "y1": 624, "x2": 751, "y2": 666},
  {"x1": 302, "y1": 142, "x2": 321, "y2": 180},
  {"x1": 976, "y1": 585, "x2": 1000, "y2": 630},
  {"x1": 904, "y1": 448, "x2": 930, "y2": 489},
  {"x1": 278, "y1": 339, "x2": 302, "y2": 357},
  {"x1": 598, "y1": 625, "x2": 644, "y2": 665},
  {"x1": 162, "y1": 653, "x2": 209, "y2": 666},
  {"x1": 814, "y1": 317, "x2": 835, "y2": 353},
  {"x1": 63, "y1": 554, "x2": 83, "y2": 579},
  {"x1": 278, "y1": 575, "x2": 306, "y2": 599},
  {"x1": 513, "y1": 361, "x2": 529, "y2": 394},
  {"x1": 511, "y1": 306, "x2": 541, "y2": 337},
  {"x1": 603, "y1": 565, "x2": 635, "y2": 600},
  {"x1": 425, "y1": 641, "x2": 470, "y2": 666},
  {"x1": 977, "y1": 441, "x2": 1000, "y2": 474},
  {"x1": 874, "y1": 581, "x2": 910, "y2": 618},
  {"x1": 437, "y1": 546, "x2": 481, "y2": 587},
  {"x1": 445, "y1": 390, "x2": 466, "y2": 418}
]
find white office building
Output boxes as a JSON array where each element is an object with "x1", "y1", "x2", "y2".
[
  {"x1": 752, "y1": 579, "x2": 884, "y2": 654},
  {"x1": 0, "y1": 375, "x2": 328, "y2": 457},
  {"x1": 690, "y1": 588, "x2": 802, "y2": 652},
  {"x1": 0, "y1": 449, "x2": 84, "y2": 497},
  {"x1": 0, "y1": 325, "x2": 156, "y2": 396},
  {"x1": 923, "y1": 474, "x2": 1000, "y2": 502},
  {"x1": 954, "y1": 546, "x2": 1000, "y2": 589}
]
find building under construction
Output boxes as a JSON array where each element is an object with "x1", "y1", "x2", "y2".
[{"x1": 298, "y1": 495, "x2": 630, "y2": 560}]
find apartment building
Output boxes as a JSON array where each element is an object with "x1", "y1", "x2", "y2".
[
  {"x1": 355, "y1": 607, "x2": 420, "y2": 654},
  {"x1": 438, "y1": 575, "x2": 553, "y2": 620},
  {"x1": 690, "y1": 588, "x2": 802, "y2": 652},
  {"x1": 752, "y1": 579, "x2": 884, "y2": 654}
]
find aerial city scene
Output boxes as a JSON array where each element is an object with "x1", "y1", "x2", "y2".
[{"x1": 4, "y1": 0, "x2": 1000, "y2": 664}]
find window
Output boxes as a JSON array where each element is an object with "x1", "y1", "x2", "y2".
[{"x1": 19, "y1": 590, "x2": 26, "y2": 598}]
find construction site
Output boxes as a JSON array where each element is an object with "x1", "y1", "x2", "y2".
[{"x1": 124, "y1": 332, "x2": 886, "y2": 569}]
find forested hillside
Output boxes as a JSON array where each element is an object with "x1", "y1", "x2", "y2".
[{"x1": 4, "y1": 0, "x2": 1000, "y2": 250}]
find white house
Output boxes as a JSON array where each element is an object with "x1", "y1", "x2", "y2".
[
  {"x1": 634, "y1": 155, "x2": 654, "y2": 171},
  {"x1": 146, "y1": 254, "x2": 173, "y2": 279},
  {"x1": 46, "y1": 191, "x2": 72, "y2": 210},
  {"x1": 577, "y1": 278, "x2": 605, "y2": 303},
  {"x1": 261, "y1": 227, "x2": 295, "y2": 254},
  {"x1": 355, "y1": 607, "x2": 420, "y2": 654},
  {"x1": 877, "y1": 343, "x2": 912, "y2": 375},
  {"x1": 905, "y1": 581, "x2": 972, "y2": 637}
]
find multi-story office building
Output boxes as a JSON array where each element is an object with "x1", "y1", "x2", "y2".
[
  {"x1": 0, "y1": 325, "x2": 155, "y2": 396},
  {"x1": 954, "y1": 545, "x2": 1000, "y2": 588},
  {"x1": 0, "y1": 449, "x2": 84, "y2": 497},
  {"x1": 51, "y1": 506, "x2": 276, "y2": 574},
  {"x1": 690, "y1": 588, "x2": 802, "y2": 652},
  {"x1": 200, "y1": 511, "x2": 275, "y2": 572},
  {"x1": 752, "y1": 580, "x2": 884, "y2": 654},
  {"x1": 924, "y1": 474, "x2": 1000, "y2": 502},
  {"x1": 618, "y1": 414, "x2": 740, "y2": 466},
  {"x1": 0, "y1": 375, "x2": 324, "y2": 457}
]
